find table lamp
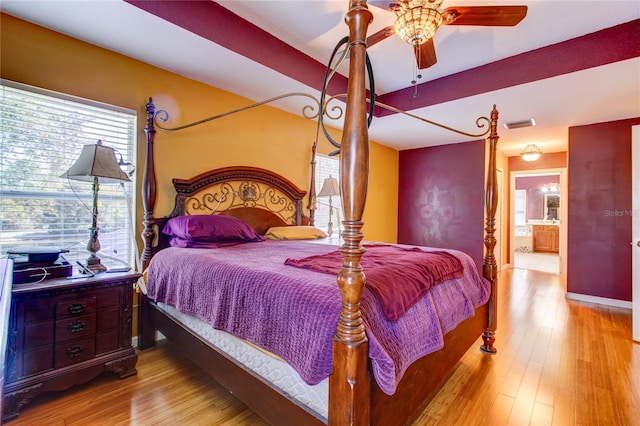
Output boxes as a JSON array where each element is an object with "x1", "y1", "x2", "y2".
[
  {"x1": 61, "y1": 140, "x2": 131, "y2": 273},
  {"x1": 317, "y1": 175, "x2": 340, "y2": 237}
]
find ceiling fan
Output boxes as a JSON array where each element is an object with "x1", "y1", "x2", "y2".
[{"x1": 368, "y1": 0, "x2": 528, "y2": 69}]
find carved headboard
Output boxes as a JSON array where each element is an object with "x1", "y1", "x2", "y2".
[{"x1": 145, "y1": 166, "x2": 308, "y2": 260}]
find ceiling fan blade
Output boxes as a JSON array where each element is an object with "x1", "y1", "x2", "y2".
[
  {"x1": 367, "y1": 26, "x2": 395, "y2": 47},
  {"x1": 414, "y1": 38, "x2": 437, "y2": 69},
  {"x1": 442, "y1": 5, "x2": 528, "y2": 26},
  {"x1": 337, "y1": 26, "x2": 393, "y2": 59}
]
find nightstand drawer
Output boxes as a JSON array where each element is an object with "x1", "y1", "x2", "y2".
[
  {"x1": 97, "y1": 306, "x2": 120, "y2": 332},
  {"x1": 97, "y1": 329, "x2": 119, "y2": 354},
  {"x1": 25, "y1": 302, "x2": 54, "y2": 324},
  {"x1": 55, "y1": 313, "x2": 96, "y2": 343},
  {"x1": 56, "y1": 297, "x2": 97, "y2": 318},
  {"x1": 96, "y1": 288, "x2": 120, "y2": 308},
  {"x1": 23, "y1": 346, "x2": 53, "y2": 376},
  {"x1": 55, "y1": 337, "x2": 96, "y2": 368},
  {"x1": 24, "y1": 320, "x2": 53, "y2": 349}
]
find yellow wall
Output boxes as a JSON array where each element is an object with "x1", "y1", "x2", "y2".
[{"x1": 1, "y1": 13, "x2": 398, "y2": 243}]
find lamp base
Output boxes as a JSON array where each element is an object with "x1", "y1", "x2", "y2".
[
  {"x1": 86, "y1": 223, "x2": 106, "y2": 273},
  {"x1": 86, "y1": 254, "x2": 107, "y2": 273}
]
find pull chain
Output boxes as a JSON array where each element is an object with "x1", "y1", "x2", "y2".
[{"x1": 411, "y1": 45, "x2": 423, "y2": 98}]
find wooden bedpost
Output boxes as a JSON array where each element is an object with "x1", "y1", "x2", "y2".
[
  {"x1": 141, "y1": 98, "x2": 157, "y2": 272},
  {"x1": 328, "y1": 1, "x2": 372, "y2": 425},
  {"x1": 308, "y1": 140, "x2": 318, "y2": 226},
  {"x1": 138, "y1": 98, "x2": 158, "y2": 350},
  {"x1": 481, "y1": 105, "x2": 499, "y2": 354}
]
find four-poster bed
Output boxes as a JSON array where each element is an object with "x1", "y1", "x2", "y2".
[{"x1": 136, "y1": 1, "x2": 500, "y2": 425}]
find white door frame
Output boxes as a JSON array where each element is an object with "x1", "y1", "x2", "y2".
[
  {"x1": 509, "y1": 168, "x2": 567, "y2": 275},
  {"x1": 632, "y1": 125, "x2": 639, "y2": 342}
]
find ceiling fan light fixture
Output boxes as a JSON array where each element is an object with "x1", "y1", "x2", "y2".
[
  {"x1": 520, "y1": 143, "x2": 542, "y2": 162},
  {"x1": 394, "y1": 5, "x2": 443, "y2": 45}
]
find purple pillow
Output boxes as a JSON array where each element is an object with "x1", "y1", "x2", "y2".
[
  {"x1": 168, "y1": 237, "x2": 246, "y2": 249},
  {"x1": 162, "y1": 215, "x2": 265, "y2": 244}
]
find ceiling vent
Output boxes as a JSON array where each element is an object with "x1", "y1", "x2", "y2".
[{"x1": 504, "y1": 118, "x2": 536, "y2": 130}]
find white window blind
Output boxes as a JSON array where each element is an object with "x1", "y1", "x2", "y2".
[
  {"x1": 0, "y1": 80, "x2": 137, "y2": 270},
  {"x1": 514, "y1": 189, "x2": 527, "y2": 226},
  {"x1": 314, "y1": 154, "x2": 341, "y2": 234}
]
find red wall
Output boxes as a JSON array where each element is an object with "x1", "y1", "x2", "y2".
[
  {"x1": 568, "y1": 117, "x2": 640, "y2": 301},
  {"x1": 398, "y1": 140, "x2": 485, "y2": 271}
]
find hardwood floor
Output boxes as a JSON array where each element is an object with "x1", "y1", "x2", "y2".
[
  {"x1": 414, "y1": 268, "x2": 639, "y2": 425},
  {"x1": 7, "y1": 268, "x2": 640, "y2": 425}
]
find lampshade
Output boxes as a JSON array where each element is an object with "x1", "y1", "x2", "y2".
[
  {"x1": 61, "y1": 140, "x2": 130, "y2": 183},
  {"x1": 520, "y1": 144, "x2": 542, "y2": 162},
  {"x1": 394, "y1": 1, "x2": 443, "y2": 45},
  {"x1": 317, "y1": 176, "x2": 340, "y2": 197}
]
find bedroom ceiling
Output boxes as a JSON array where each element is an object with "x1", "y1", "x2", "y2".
[{"x1": 2, "y1": 1, "x2": 639, "y2": 157}]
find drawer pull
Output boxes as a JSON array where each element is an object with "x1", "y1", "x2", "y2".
[
  {"x1": 68, "y1": 302, "x2": 86, "y2": 315},
  {"x1": 67, "y1": 320, "x2": 86, "y2": 333},
  {"x1": 66, "y1": 345, "x2": 84, "y2": 358}
]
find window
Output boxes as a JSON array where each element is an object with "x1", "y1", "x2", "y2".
[
  {"x1": 0, "y1": 80, "x2": 137, "y2": 271},
  {"x1": 314, "y1": 154, "x2": 342, "y2": 235},
  {"x1": 513, "y1": 189, "x2": 529, "y2": 237},
  {"x1": 514, "y1": 189, "x2": 527, "y2": 226}
]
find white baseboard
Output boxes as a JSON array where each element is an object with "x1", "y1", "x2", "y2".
[{"x1": 566, "y1": 292, "x2": 632, "y2": 309}]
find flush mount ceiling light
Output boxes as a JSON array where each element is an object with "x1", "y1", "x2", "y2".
[
  {"x1": 520, "y1": 143, "x2": 542, "y2": 162},
  {"x1": 504, "y1": 118, "x2": 536, "y2": 130}
]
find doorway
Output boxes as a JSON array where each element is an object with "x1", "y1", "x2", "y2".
[{"x1": 510, "y1": 169, "x2": 567, "y2": 275}]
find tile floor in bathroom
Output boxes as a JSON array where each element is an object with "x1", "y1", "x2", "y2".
[{"x1": 513, "y1": 251, "x2": 560, "y2": 274}]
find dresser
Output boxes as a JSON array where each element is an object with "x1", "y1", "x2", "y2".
[{"x1": 2, "y1": 271, "x2": 140, "y2": 421}]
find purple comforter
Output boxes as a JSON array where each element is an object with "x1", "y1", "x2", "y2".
[{"x1": 146, "y1": 240, "x2": 490, "y2": 395}]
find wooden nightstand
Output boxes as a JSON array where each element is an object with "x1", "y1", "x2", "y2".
[{"x1": 2, "y1": 271, "x2": 140, "y2": 422}]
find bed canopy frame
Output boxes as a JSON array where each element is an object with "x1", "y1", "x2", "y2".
[{"x1": 138, "y1": 1, "x2": 500, "y2": 424}]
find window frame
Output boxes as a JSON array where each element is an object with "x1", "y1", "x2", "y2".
[{"x1": 0, "y1": 79, "x2": 137, "y2": 272}]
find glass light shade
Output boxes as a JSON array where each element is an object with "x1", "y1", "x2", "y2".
[
  {"x1": 521, "y1": 144, "x2": 542, "y2": 162},
  {"x1": 394, "y1": 6, "x2": 442, "y2": 45},
  {"x1": 542, "y1": 183, "x2": 560, "y2": 193}
]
